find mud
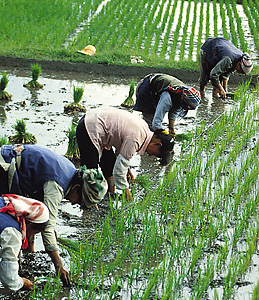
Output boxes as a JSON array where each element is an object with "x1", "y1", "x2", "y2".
[{"x1": 0, "y1": 56, "x2": 258, "y2": 87}]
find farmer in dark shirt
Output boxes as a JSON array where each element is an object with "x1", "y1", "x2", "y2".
[{"x1": 199, "y1": 37, "x2": 253, "y2": 98}]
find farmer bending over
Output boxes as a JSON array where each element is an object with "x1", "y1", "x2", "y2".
[
  {"x1": 133, "y1": 73, "x2": 201, "y2": 135},
  {"x1": 76, "y1": 107, "x2": 175, "y2": 200},
  {"x1": 0, "y1": 194, "x2": 49, "y2": 291},
  {"x1": 199, "y1": 37, "x2": 253, "y2": 98},
  {"x1": 0, "y1": 144, "x2": 107, "y2": 287}
]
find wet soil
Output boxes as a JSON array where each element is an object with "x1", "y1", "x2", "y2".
[
  {"x1": 1, "y1": 56, "x2": 258, "y2": 87},
  {"x1": 0, "y1": 56, "x2": 257, "y2": 299}
]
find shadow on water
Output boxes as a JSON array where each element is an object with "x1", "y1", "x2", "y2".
[{"x1": 0, "y1": 66, "x2": 252, "y2": 299}]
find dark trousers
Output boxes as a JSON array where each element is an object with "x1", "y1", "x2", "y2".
[
  {"x1": 0, "y1": 166, "x2": 9, "y2": 195},
  {"x1": 76, "y1": 116, "x2": 116, "y2": 179}
]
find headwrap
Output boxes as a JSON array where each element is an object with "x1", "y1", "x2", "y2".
[
  {"x1": 0, "y1": 194, "x2": 49, "y2": 249},
  {"x1": 240, "y1": 53, "x2": 253, "y2": 74},
  {"x1": 80, "y1": 166, "x2": 108, "y2": 208},
  {"x1": 168, "y1": 86, "x2": 201, "y2": 118}
]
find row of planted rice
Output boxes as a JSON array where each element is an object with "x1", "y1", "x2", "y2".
[{"x1": 0, "y1": 0, "x2": 259, "y2": 65}]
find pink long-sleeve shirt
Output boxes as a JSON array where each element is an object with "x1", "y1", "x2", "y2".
[
  {"x1": 84, "y1": 107, "x2": 154, "y2": 190},
  {"x1": 84, "y1": 107, "x2": 153, "y2": 160}
]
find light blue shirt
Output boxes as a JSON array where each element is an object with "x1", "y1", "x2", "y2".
[{"x1": 152, "y1": 91, "x2": 182, "y2": 130}]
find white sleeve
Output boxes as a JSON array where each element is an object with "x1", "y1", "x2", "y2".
[
  {"x1": 0, "y1": 227, "x2": 24, "y2": 291},
  {"x1": 41, "y1": 180, "x2": 64, "y2": 252},
  {"x1": 113, "y1": 154, "x2": 130, "y2": 190}
]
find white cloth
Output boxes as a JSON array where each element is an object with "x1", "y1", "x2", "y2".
[
  {"x1": 113, "y1": 154, "x2": 130, "y2": 190},
  {"x1": 41, "y1": 180, "x2": 64, "y2": 252},
  {"x1": 0, "y1": 227, "x2": 24, "y2": 291}
]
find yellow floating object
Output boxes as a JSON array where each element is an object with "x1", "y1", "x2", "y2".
[{"x1": 77, "y1": 45, "x2": 96, "y2": 56}]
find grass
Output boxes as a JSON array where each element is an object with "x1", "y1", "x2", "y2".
[{"x1": 0, "y1": 0, "x2": 258, "y2": 74}]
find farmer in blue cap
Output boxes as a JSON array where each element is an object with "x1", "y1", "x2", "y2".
[
  {"x1": 133, "y1": 73, "x2": 201, "y2": 135},
  {"x1": 199, "y1": 37, "x2": 253, "y2": 98}
]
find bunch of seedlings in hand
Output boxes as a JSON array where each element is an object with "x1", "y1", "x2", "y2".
[
  {"x1": 64, "y1": 86, "x2": 86, "y2": 113},
  {"x1": 9, "y1": 119, "x2": 37, "y2": 144},
  {"x1": 65, "y1": 123, "x2": 80, "y2": 163},
  {"x1": 0, "y1": 73, "x2": 12, "y2": 100},
  {"x1": 121, "y1": 79, "x2": 135, "y2": 108},
  {"x1": 23, "y1": 63, "x2": 43, "y2": 89}
]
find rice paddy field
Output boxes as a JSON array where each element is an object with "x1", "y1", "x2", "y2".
[
  {"x1": 0, "y1": 0, "x2": 259, "y2": 68},
  {"x1": 0, "y1": 0, "x2": 259, "y2": 299}
]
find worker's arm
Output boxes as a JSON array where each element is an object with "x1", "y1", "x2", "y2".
[
  {"x1": 152, "y1": 91, "x2": 174, "y2": 131},
  {"x1": 0, "y1": 227, "x2": 33, "y2": 291},
  {"x1": 168, "y1": 119, "x2": 176, "y2": 135},
  {"x1": 210, "y1": 56, "x2": 232, "y2": 98},
  {"x1": 41, "y1": 181, "x2": 70, "y2": 286},
  {"x1": 113, "y1": 154, "x2": 132, "y2": 200}
]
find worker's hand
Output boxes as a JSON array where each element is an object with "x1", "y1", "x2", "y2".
[
  {"x1": 219, "y1": 87, "x2": 227, "y2": 99},
  {"x1": 22, "y1": 278, "x2": 34, "y2": 290},
  {"x1": 48, "y1": 250, "x2": 71, "y2": 287},
  {"x1": 127, "y1": 168, "x2": 135, "y2": 184},
  {"x1": 56, "y1": 266, "x2": 71, "y2": 287},
  {"x1": 124, "y1": 188, "x2": 133, "y2": 201}
]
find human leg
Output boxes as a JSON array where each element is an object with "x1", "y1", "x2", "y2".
[
  {"x1": 76, "y1": 116, "x2": 99, "y2": 168},
  {"x1": 99, "y1": 149, "x2": 116, "y2": 193}
]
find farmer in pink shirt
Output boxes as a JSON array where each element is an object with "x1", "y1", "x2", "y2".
[{"x1": 76, "y1": 107, "x2": 174, "y2": 200}]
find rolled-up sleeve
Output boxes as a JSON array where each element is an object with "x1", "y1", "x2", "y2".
[
  {"x1": 210, "y1": 56, "x2": 233, "y2": 86},
  {"x1": 113, "y1": 154, "x2": 130, "y2": 190},
  {"x1": 41, "y1": 181, "x2": 64, "y2": 252},
  {"x1": 0, "y1": 228, "x2": 24, "y2": 291},
  {"x1": 152, "y1": 92, "x2": 173, "y2": 130}
]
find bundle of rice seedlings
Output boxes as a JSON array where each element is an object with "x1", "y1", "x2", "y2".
[
  {"x1": 0, "y1": 73, "x2": 12, "y2": 100},
  {"x1": 134, "y1": 174, "x2": 151, "y2": 190},
  {"x1": 23, "y1": 64, "x2": 43, "y2": 89},
  {"x1": 64, "y1": 86, "x2": 86, "y2": 113},
  {"x1": 65, "y1": 124, "x2": 80, "y2": 162},
  {"x1": 9, "y1": 119, "x2": 37, "y2": 144},
  {"x1": 57, "y1": 237, "x2": 81, "y2": 254},
  {"x1": 121, "y1": 80, "x2": 135, "y2": 108},
  {"x1": 174, "y1": 133, "x2": 192, "y2": 141}
]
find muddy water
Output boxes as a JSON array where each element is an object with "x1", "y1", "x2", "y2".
[{"x1": 0, "y1": 67, "x2": 240, "y2": 299}]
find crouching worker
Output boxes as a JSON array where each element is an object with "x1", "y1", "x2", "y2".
[
  {"x1": 199, "y1": 37, "x2": 253, "y2": 98},
  {"x1": 133, "y1": 73, "x2": 201, "y2": 135},
  {"x1": 0, "y1": 194, "x2": 49, "y2": 291},
  {"x1": 0, "y1": 144, "x2": 107, "y2": 287},
  {"x1": 76, "y1": 107, "x2": 175, "y2": 201}
]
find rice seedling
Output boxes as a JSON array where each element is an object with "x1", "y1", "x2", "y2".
[
  {"x1": 121, "y1": 80, "x2": 135, "y2": 108},
  {"x1": 65, "y1": 123, "x2": 80, "y2": 162},
  {"x1": 64, "y1": 85, "x2": 86, "y2": 113},
  {"x1": 134, "y1": 174, "x2": 151, "y2": 191},
  {"x1": 0, "y1": 73, "x2": 12, "y2": 100},
  {"x1": 0, "y1": 136, "x2": 9, "y2": 146},
  {"x1": 9, "y1": 119, "x2": 37, "y2": 144},
  {"x1": 23, "y1": 63, "x2": 43, "y2": 89}
]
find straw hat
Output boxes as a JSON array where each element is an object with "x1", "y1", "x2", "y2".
[{"x1": 77, "y1": 45, "x2": 96, "y2": 56}]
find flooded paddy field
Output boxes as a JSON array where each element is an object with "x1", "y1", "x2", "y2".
[{"x1": 0, "y1": 63, "x2": 258, "y2": 300}]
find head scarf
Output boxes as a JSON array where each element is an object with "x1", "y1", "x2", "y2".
[
  {"x1": 80, "y1": 166, "x2": 108, "y2": 208},
  {"x1": 240, "y1": 53, "x2": 253, "y2": 74},
  {"x1": 168, "y1": 86, "x2": 201, "y2": 118},
  {"x1": 0, "y1": 194, "x2": 49, "y2": 249}
]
